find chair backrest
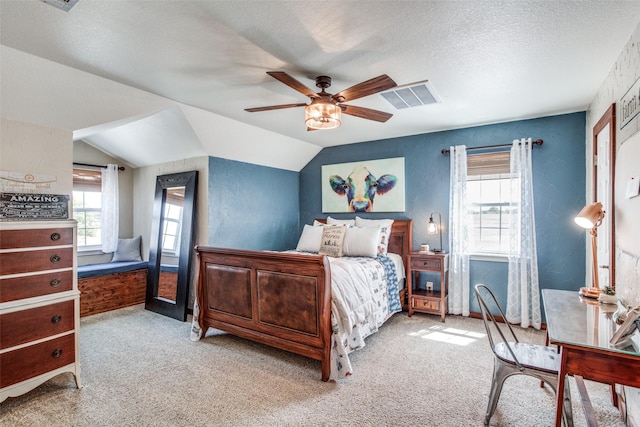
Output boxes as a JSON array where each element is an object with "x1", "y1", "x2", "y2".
[{"x1": 474, "y1": 284, "x2": 522, "y2": 367}]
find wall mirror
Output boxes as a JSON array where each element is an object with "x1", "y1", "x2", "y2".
[{"x1": 145, "y1": 170, "x2": 198, "y2": 321}]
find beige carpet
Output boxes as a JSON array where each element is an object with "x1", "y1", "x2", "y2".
[{"x1": 0, "y1": 305, "x2": 627, "y2": 426}]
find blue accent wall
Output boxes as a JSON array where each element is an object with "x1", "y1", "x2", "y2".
[
  {"x1": 208, "y1": 157, "x2": 299, "y2": 251},
  {"x1": 300, "y1": 113, "x2": 587, "y2": 314}
]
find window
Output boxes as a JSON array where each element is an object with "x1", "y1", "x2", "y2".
[
  {"x1": 73, "y1": 169, "x2": 102, "y2": 249},
  {"x1": 161, "y1": 186, "x2": 185, "y2": 254},
  {"x1": 466, "y1": 152, "x2": 514, "y2": 255},
  {"x1": 161, "y1": 202, "x2": 183, "y2": 253}
]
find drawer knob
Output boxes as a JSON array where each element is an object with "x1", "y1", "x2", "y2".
[
  {"x1": 51, "y1": 315, "x2": 62, "y2": 324},
  {"x1": 52, "y1": 349, "x2": 63, "y2": 358},
  {"x1": 50, "y1": 232, "x2": 61, "y2": 241},
  {"x1": 50, "y1": 278, "x2": 61, "y2": 287},
  {"x1": 50, "y1": 254, "x2": 61, "y2": 263}
]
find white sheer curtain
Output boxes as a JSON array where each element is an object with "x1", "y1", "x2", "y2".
[
  {"x1": 448, "y1": 145, "x2": 470, "y2": 316},
  {"x1": 506, "y1": 138, "x2": 541, "y2": 329},
  {"x1": 101, "y1": 164, "x2": 119, "y2": 253}
]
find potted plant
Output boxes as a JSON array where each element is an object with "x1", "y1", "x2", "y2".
[{"x1": 598, "y1": 286, "x2": 618, "y2": 305}]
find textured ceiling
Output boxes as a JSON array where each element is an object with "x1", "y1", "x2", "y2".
[{"x1": 1, "y1": 1, "x2": 639, "y2": 170}]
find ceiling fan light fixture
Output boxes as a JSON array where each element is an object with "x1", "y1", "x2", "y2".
[{"x1": 304, "y1": 100, "x2": 341, "y2": 130}]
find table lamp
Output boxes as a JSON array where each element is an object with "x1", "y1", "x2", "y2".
[
  {"x1": 427, "y1": 212, "x2": 444, "y2": 253},
  {"x1": 574, "y1": 202, "x2": 605, "y2": 290}
]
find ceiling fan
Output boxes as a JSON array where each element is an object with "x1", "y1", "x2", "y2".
[{"x1": 245, "y1": 71, "x2": 398, "y2": 130}]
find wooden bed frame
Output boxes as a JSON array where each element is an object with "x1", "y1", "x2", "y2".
[{"x1": 195, "y1": 219, "x2": 412, "y2": 381}]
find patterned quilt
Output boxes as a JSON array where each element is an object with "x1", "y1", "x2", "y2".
[{"x1": 328, "y1": 255, "x2": 401, "y2": 380}]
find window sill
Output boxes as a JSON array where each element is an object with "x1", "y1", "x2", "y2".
[
  {"x1": 470, "y1": 253, "x2": 508, "y2": 263},
  {"x1": 77, "y1": 248, "x2": 105, "y2": 256}
]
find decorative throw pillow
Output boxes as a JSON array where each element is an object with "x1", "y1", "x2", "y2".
[
  {"x1": 326, "y1": 216, "x2": 355, "y2": 227},
  {"x1": 318, "y1": 225, "x2": 347, "y2": 258},
  {"x1": 355, "y1": 217, "x2": 394, "y2": 255},
  {"x1": 342, "y1": 226, "x2": 381, "y2": 257},
  {"x1": 111, "y1": 236, "x2": 143, "y2": 262},
  {"x1": 296, "y1": 224, "x2": 324, "y2": 253}
]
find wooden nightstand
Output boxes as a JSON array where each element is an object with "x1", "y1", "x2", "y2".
[{"x1": 407, "y1": 252, "x2": 449, "y2": 322}]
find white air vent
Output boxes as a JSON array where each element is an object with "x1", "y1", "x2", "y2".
[
  {"x1": 40, "y1": 0, "x2": 79, "y2": 12},
  {"x1": 380, "y1": 80, "x2": 441, "y2": 110}
]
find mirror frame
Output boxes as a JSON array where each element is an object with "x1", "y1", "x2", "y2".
[{"x1": 145, "y1": 170, "x2": 198, "y2": 321}]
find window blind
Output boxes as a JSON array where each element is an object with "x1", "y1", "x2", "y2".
[
  {"x1": 72, "y1": 168, "x2": 101, "y2": 191},
  {"x1": 467, "y1": 151, "x2": 510, "y2": 177}
]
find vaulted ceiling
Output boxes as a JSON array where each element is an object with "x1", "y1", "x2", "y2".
[{"x1": 1, "y1": 1, "x2": 639, "y2": 171}]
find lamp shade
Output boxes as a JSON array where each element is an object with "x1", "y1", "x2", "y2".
[
  {"x1": 304, "y1": 100, "x2": 341, "y2": 130},
  {"x1": 574, "y1": 202, "x2": 604, "y2": 229}
]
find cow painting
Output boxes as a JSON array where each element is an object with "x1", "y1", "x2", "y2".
[{"x1": 329, "y1": 166, "x2": 397, "y2": 212}]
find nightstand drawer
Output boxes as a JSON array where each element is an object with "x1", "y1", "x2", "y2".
[
  {"x1": 410, "y1": 257, "x2": 441, "y2": 271},
  {"x1": 411, "y1": 297, "x2": 441, "y2": 312}
]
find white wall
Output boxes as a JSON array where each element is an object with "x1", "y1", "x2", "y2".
[
  {"x1": 1, "y1": 118, "x2": 72, "y2": 195},
  {"x1": 587, "y1": 21, "x2": 640, "y2": 426},
  {"x1": 134, "y1": 156, "x2": 209, "y2": 307}
]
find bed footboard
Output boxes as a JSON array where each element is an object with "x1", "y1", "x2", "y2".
[{"x1": 195, "y1": 247, "x2": 332, "y2": 381}]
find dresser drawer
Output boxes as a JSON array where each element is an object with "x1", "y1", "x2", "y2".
[
  {"x1": 0, "y1": 247, "x2": 73, "y2": 276},
  {"x1": 0, "y1": 227, "x2": 73, "y2": 250},
  {"x1": 411, "y1": 297, "x2": 441, "y2": 312},
  {"x1": 0, "y1": 270, "x2": 73, "y2": 303},
  {"x1": 0, "y1": 333, "x2": 75, "y2": 388},
  {"x1": 410, "y1": 257, "x2": 441, "y2": 271},
  {"x1": 1, "y1": 300, "x2": 75, "y2": 350}
]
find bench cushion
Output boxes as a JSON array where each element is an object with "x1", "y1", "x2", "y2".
[{"x1": 78, "y1": 261, "x2": 148, "y2": 279}]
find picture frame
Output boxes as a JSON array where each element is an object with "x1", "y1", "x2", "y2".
[{"x1": 321, "y1": 157, "x2": 405, "y2": 213}]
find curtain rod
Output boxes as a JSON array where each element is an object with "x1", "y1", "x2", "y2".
[
  {"x1": 441, "y1": 139, "x2": 543, "y2": 155},
  {"x1": 73, "y1": 162, "x2": 125, "y2": 171}
]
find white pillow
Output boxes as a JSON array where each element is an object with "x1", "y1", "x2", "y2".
[
  {"x1": 326, "y1": 216, "x2": 355, "y2": 227},
  {"x1": 319, "y1": 226, "x2": 346, "y2": 257},
  {"x1": 355, "y1": 217, "x2": 394, "y2": 255},
  {"x1": 295, "y1": 224, "x2": 324, "y2": 253},
  {"x1": 343, "y1": 226, "x2": 381, "y2": 257}
]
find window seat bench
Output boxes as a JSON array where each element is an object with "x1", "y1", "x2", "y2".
[{"x1": 77, "y1": 261, "x2": 148, "y2": 317}]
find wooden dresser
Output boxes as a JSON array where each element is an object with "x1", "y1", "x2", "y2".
[{"x1": 0, "y1": 220, "x2": 81, "y2": 402}]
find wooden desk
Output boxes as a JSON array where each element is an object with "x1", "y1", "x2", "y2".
[{"x1": 542, "y1": 289, "x2": 640, "y2": 427}]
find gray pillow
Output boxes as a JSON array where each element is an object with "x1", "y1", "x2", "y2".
[{"x1": 111, "y1": 236, "x2": 142, "y2": 262}]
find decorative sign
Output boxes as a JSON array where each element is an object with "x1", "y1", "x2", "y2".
[
  {"x1": 0, "y1": 193, "x2": 69, "y2": 220},
  {"x1": 621, "y1": 75, "x2": 640, "y2": 130},
  {"x1": 0, "y1": 171, "x2": 57, "y2": 193}
]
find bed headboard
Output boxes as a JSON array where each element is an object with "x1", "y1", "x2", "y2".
[{"x1": 314, "y1": 218, "x2": 413, "y2": 269}]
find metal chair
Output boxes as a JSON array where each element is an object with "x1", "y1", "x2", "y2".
[{"x1": 474, "y1": 284, "x2": 573, "y2": 426}]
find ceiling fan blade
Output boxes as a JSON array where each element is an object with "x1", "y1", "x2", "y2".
[
  {"x1": 267, "y1": 71, "x2": 319, "y2": 99},
  {"x1": 332, "y1": 75, "x2": 397, "y2": 103},
  {"x1": 245, "y1": 103, "x2": 307, "y2": 112},
  {"x1": 341, "y1": 104, "x2": 393, "y2": 122}
]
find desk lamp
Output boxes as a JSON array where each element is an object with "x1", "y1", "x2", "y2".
[{"x1": 574, "y1": 202, "x2": 605, "y2": 290}]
